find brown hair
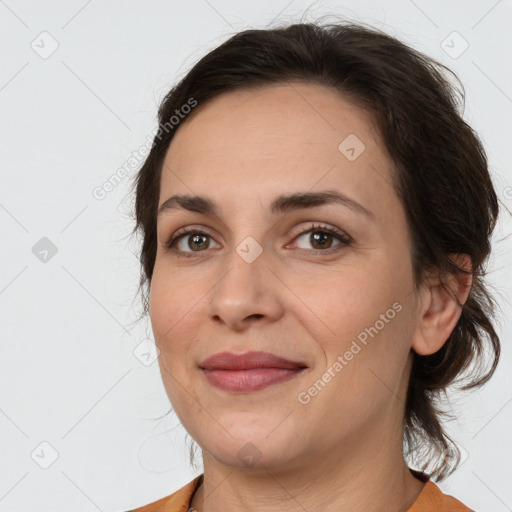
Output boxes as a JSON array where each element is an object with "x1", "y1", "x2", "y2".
[{"x1": 130, "y1": 20, "x2": 501, "y2": 480}]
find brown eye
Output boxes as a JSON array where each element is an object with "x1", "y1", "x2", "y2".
[
  {"x1": 187, "y1": 234, "x2": 210, "y2": 251},
  {"x1": 294, "y1": 225, "x2": 351, "y2": 252},
  {"x1": 309, "y1": 231, "x2": 334, "y2": 250},
  {"x1": 166, "y1": 230, "x2": 221, "y2": 255}
]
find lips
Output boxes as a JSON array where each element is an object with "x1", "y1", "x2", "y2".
[
  {"x1": 199, "y1": 351, "x2": 308, "y2": 392},
  {"x1": 199, "y1": 351, "x2": 308, "y2": 371}
]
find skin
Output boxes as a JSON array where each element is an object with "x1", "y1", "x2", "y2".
[{"x1": 149, "y1": 82, "x2": 471, "y2": 512}]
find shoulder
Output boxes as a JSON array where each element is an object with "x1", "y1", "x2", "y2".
[
  {"x1": 126, "y1": 474, "x2": 203, "y2": 512},
  {"x1": 409, "y1": 480, "x2": 474, "y2": 512}
]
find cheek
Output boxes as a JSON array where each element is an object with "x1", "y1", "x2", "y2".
[
  {"x1": 291, "y1": 257, "x2": 414, "y2": 386},
  {"x1": 149, "y1": 261, "x2": 199, "y2": 338},
  {"x1": 301, "y1": 277, "x2": 413, "y2": 426},
  {"x1": 149, "y1": 265, "x2": 199, "y2": 376},
  {"x1": 149, "y1": 272, "x2": 204, "y2": 418},
  {"x1": 291, "y1": 263, "x2": 396, "y2": 340}
]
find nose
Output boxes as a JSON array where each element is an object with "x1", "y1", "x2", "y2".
[{"x1": 208, "y1": 245, "x2": 285, "y2": 331}]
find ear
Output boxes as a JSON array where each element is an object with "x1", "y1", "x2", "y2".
[{"x1": 412, "y1": 254, "x2": 472, "y2": 356}]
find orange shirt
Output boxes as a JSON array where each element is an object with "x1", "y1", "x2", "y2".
[{"x1": 128, "y1": 473, "x2": 473, "y2": 511}]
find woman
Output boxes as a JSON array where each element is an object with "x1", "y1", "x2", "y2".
[{"x1": 128, "y1": 20, "x2": 500, "y2": 511}]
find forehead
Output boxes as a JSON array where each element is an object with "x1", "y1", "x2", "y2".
[
  {"x1": 168, "y1": 82, "x2": 381, "y2": 157},
  {"x1": 160, "y1": 82, "x2": 396, "y2": 213}
]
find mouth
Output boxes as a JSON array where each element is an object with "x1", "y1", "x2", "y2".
[
  {"x1": 201, "y1": 367, "x2": 306, "y2": 392},
  {"x1": 199, "y1": 351, "x2": 308, "y2": 393}
]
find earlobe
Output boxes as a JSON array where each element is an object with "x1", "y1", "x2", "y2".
[{"x1": 412, "y1": 254, "x2": 472, "y2": 356}]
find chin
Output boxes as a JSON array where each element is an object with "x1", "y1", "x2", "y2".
[
  {"x1": 205, "y1": 442, "x2": 297, "y2": 472},
  {"x1": 199, "y1": 421, "x2": 300, "y2": 469}
]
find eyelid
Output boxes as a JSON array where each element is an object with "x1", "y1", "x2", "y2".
[
  {"x1": 164, "y1": 222, "x2": 352, "y2": 255},
  {"x1": 290, "y1": 222, "x2": 352, "y2": 244},
  {"x1": 165, "y1": 226, "x2": 219, "y2": 251}
]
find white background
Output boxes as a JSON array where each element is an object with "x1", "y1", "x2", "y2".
[{"x1": 1, "y1": 0, "x2": 511, "y2": 510}]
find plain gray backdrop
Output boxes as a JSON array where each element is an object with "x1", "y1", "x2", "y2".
[{"x1": 1, "y1": 0, "x2": 511, "y2": 510}]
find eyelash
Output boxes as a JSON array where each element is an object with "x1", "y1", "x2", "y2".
[{"x1": 164, "y1": 223, "x2": 352, "y2": 258}]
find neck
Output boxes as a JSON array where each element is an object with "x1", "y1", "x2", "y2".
[{"x1": 190, "y1": 422, "x2": 426, "y2": 512}]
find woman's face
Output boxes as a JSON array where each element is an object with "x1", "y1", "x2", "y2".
[{"x1": 149, "y1": 82, "x2": 422, "y2": 471}]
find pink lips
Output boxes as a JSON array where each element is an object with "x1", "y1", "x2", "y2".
[{"x1": 199, "y1": 351, "x2": 307, "y2": 392}]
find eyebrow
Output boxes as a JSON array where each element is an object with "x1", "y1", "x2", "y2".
[{"x1": 157, "y1": 190, "x2": 374, "y2": 219}]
